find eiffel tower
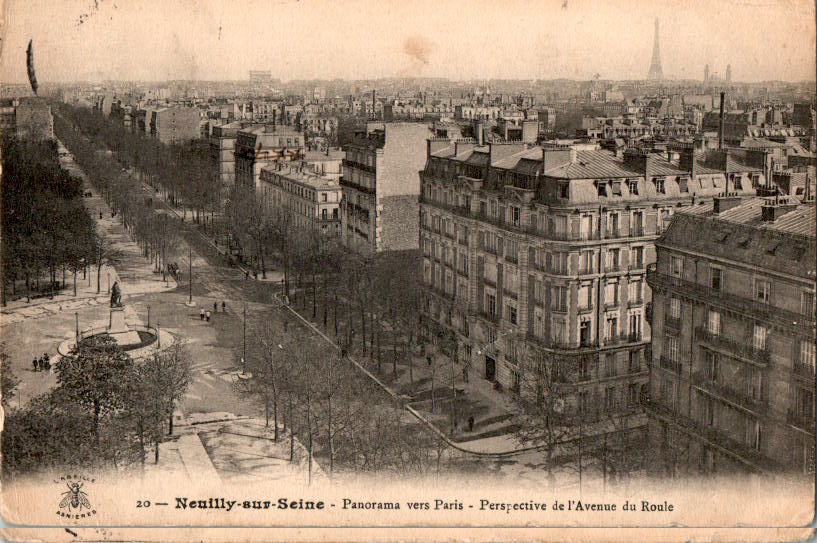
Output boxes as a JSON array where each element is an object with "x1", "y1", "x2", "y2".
[{"x1": 647, "y1": 18, "x2": 663, "y2": 80}]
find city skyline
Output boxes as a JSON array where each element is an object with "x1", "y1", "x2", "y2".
[{"x1": 0, "y1": 0, "x2": 815, "y2": 85}]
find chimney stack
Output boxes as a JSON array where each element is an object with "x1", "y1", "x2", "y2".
[{"x1": 718, "y1": 91, "x2": 725, "y2": 151}]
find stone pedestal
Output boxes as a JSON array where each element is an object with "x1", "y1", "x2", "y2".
[{"x1": 107, "y1": 307, "x2": 142, "y2": 347}]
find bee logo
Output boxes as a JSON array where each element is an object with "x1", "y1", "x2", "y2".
[{"x1": 59, "y1": 482, "x2": 91, "y2": 512}]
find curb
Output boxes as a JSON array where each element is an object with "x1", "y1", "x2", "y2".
[{"x1": 274, "y1": 293, "x2": 556, "y2": 459}]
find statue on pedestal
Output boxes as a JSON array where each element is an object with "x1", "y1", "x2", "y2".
[{"x1": 110, "y1": 281, "x2": 122, "y2": 308}]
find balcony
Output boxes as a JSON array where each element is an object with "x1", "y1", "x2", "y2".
[
  {"x1": 647, "y1": 266, "x2": 815, "y2": 336},
  {"x1": 694, "y1": 327, "x2": 771, "y2": 366},
  {"x1": 792, "y1": 361, "x2": 815, "y2": 382},
  {"x1": 631, "y1": 227, "x2": 645, "y2": 237},
  {"x1": 605, "y1": 228, "x2": 623, "y2": 239},
  {"x1": 646, "y1": 403, "x2": 783, "y2": 474},
  {"x1": 605, "y1": 263, "x2": 622, "y2": 273},
  {"x1": 628, "y1": 261, "x2": 645, "y2": 272},
  {"x1": 628, "y1": 298, "x2": 644, "y2": 308},
  {"x1": 342, "y1": 158, "x2": 375, "y2": 174},
  {"x1": 339, "y1": 176, "x2": 376, "y2": 196},
  {"x1": 659, "y1": 355, "x2": 682, "y2": 375},
  {"x1": 691, "y1": 371, "x2": 767, "y2": 414},
  {"x1": 787, "y1": 409, "x2": 816, "y2": 434},
  {"x1": 665, "y1": 315, "x2": 682, "y2": 331}
]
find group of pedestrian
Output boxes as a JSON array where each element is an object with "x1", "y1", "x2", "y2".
[
  {"x1": 200, "y1": 301, "x2": 227, "y2": 322},
  {"x1": 167, "y1": 262, "x2": 181, "y2": 280},
  {"x1": 32, "y1": 352, "x2": 52, "y2": 373}
]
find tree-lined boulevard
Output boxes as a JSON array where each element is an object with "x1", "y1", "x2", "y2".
[{"x1": 0, "y1": 104, "x2": 647, "y2": 491}]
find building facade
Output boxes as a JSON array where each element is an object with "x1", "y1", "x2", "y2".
[
  {"x1": 150, "y1": 106, "x2": 201, "y2": 145},
  {"x1": 340, "y1": 122, "x2": 434, "y2": 255},
  {"x1": 646, "y1": 196, "x2": 816, "y2": 475},
  {"x1": 234, "y1": 126, "x2": 305, "y2": 191},
  {"x1": 419, "y1": 140, "x2": 763, "y2": 425},
  {"x1": 259, "y1": 163, "x2": 342, "y2": 236}
]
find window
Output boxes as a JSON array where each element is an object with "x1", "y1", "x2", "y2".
[
  {"x1": 628, "y1": 179, "x2": 639, "y2": 195},
  {"x1": 608, "y1": 212, "x2": 619, "y2": 235},
  {"x1": 559, "y1": 183, "x2": 569, "y2": 199},
  {"x1": 655, "y1": 178, "x2": 665, "y2": 193},
  {"x1": 707, "y1": 310, "x2": 721, "y2": 336},
  {"x1": 671, "y1": 256, "x2": 683, "y2": 277},
  {"x1": 801, "y1": 340, "x2": 816, "y2": 371},
  {"x1": 607, "y1": 248, "x2": 620, "y2": 271},
  {"x1": 486, "y1": 292, "x2": 496, "y2": 316},
  {"x1": 604, "y1": 386, "x2": 617, "y2": 411},
  {"x1": 512, "y1": 206, "x2": 521, "y2": 227},
  {"x1": 605, "y1": 281, "x2": 619, "y2": 305},
  {"x1": 629, "y1": 312, "x2": 642, "y2": 339},
  {"x1": 666, "y1": 335, "x2": 679, "y2": 362},
  {"x1": 669, "y1": 297, "x2": 681, "y2": 319},
  {"x1": 754, "y1": 279, "x2": 770, "y2": 304},
  {"x1": 703, "y1": 397, "x2": 714, "y2": 426},
  {"x1": 551, "y1": 318, "x2": 567, "y2": 344},
  {"x1": 631, "y1": 246, "x2": 644, "y2": 269},
  {"x1": 579, "y1": 319, "x2": 592, "y2": 346},
  {"x1": 605, "y1": 315, "x2": 618, "y2": 340},
  {"x1": 753, "y1": 324, "x2": 767, "y2": 351},
  {"x1": 710, "y1": 266, "x2": 722, "y2": 292},
  {"x1": 578, "y1": 284, "x2": 593, "y2": 310},
  {"x1": 507, "y1": 304, "x2": 518, "y2": 325},
  {"x1": 802, "y1": 291, "x2": 814, "y2": 317},
  {"x1": 705, "y1": 350, "x2": 720, "y2": 382},
  {"x1": 748, "y1": 420, "x2": 762, "y2": 452},
  {"x1": 580, "y1": 250, "x2": 593, "y2": 273},
  {"x1": 552, "y1": 285, "x2": 568, "y2": 311},
  {"x1": 629, "y1": 280, "x2": 643, "y2": 304}
]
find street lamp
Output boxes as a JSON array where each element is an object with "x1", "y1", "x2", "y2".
[
  {"x1": 242, "y1": 303, "x2": 247, "y2": 375},
  {"x1": 185, "y1": 246, "x2": 195, "y2": 307}
]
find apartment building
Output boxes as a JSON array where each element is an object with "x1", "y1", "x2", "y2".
[
  {"x1": 419, "y1": 140, "x2": 763, "y2": 425},
  {"x1": 234, "y1": 126, "x2": 305, "y2": 191},
  {"x1": 341, "y1": 122, "x2": 434, "y2": 255},
  {"x1": 208, "y1": 121, "x2": 261, "y2": 187},
  {"x1": 150, "y1": 106, "x2": 201, "y2": 145},
  {"x1": 259, "y1": 163, "x2": 341, "y2": 236},
  {"x1": 646, "y1": 195, "x2": 816, "y2": 475}
]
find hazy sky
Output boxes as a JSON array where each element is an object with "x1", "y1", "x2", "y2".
[{"x1": 0, "y1": 0, "x2": 814, "y2": 83}]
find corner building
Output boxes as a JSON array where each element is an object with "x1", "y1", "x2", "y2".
[
  {"x1": 420, "y1": 139, "x2": 763, "y2": 424},
  {"x1": 646, "y1": 196, "x2": 815, "y2": 475}
]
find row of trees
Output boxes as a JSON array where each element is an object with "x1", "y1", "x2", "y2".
[
  {"x1": 2, "y1": 337, "x2": 192, "y2": 477},
  {"x1": 239, "y1": 313, "x2": 453, "y2": 481},
  {"x1": 0, "y1": 136, "x2": 102, "y2": 304},
  {"x1": 55, "y1": 104, "x2": 219, "y2": 224},
  {"x1": 53, "y1": 112, "x2": 178, "y2": 280}
]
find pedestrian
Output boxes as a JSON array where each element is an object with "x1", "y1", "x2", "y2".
[
  {"x1": 45, "y1": 360, "x2": 52, "y2": 373},
  {"x1": 468, "y1": 415, "x2": 475, "y2": 433},
  {"x1": 200, "y1": 308, "x2": 205, "y2": 320},
  {"x1": 36, "y1": 357, "x2": 43, "y2": 371},
  {"x1": 213, "y1": 301, "x2": 218, "y2": 314},
  {"x1": 43, "y1": 353, "x2": 50, "y2": 368},
  {"x1": 32, "y1": 358, "x2": 38, "y2": 372},
  {"x1": 206, "y1": 310, "x2": 211, "y2": 322},
  {"x1": 221, "y1": 301, "x2": 226, "y2": 313}
]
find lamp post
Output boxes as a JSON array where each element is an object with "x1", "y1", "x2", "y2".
[
  {"x1": 242, "y1": 303, "x2": 247, "y2": 375},
  {"x1": 147, "y1": 305, "x2": 151, "y2": 328},
  {"x1": 187, "y1": 246, "x2": 194, "y2": 306},
  {"x1": 107, "y1": 272, "x2": 110, "y2": 294}
]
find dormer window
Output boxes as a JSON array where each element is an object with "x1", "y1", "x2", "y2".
[
  {"x1": 559, "y1": 183, "x2": 569, "y2": 199},
  {"x1": 654, "y1": 178, "x2": 665, "y2": 194},
  {"x1": 596, "y1": 181, "x2": 607, "y2": 197},
  {"x1": 628, "y1": 179, "x2": 639, "y2": 195}
]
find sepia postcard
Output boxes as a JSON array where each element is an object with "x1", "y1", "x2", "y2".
[{"x1": 0, "y1": 0, "x2": 814, "y2": 541}]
